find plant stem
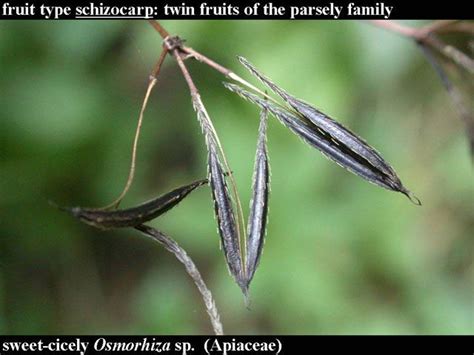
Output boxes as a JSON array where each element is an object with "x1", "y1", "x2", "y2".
[
  {"x1": 146, "y1": 21, "x2": 281, "y2": 106},
  {"x1": 418, "y1": 43, "x2": 474, "y2": 156},
  {"x1": 369, "y1": 20, "x2": 423, "y2": 39},
  {"x1": 102, "y1": 47, "x2": 168, "y2": 210},
  {"x1": 135, "y1": 224, "x2": 224, "y2": 335},
  {"x1": 369, "y1": 20, "x2": 474, "y2": 74},
  {"x1": 180, "y1": 46, "x2": 233, "y2": 76},
  {"x1": 147, "y1": 20, "x2": 169, "y2": 39},
  {"x1": 371, "y1": 20, "x2": 474, "y2": 156}
]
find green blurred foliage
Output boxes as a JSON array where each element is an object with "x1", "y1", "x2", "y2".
[{"x1": 0, "y1": 20, "x2": 472, "y2": 335}]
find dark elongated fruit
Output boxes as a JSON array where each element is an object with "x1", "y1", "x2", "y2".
[
  {"x1": 208, "y1": 146, "x2": 243, "y2": 285},
  {"x1": 238, "y1": 56, "x2": 403, "y2": 180},
  {"x1": 60, "y1": 178, "x2": 208, "y2": 229},
  {"x1": 224, "y1": 82, "x2": 420, "y2": 204},
  {"x1": 192, "y1": 92, "x2": 245, "y2": 290},
  {"x1": 245, "y1": 107, "x2": 270, "y2": 288},
  {"x1": 174, "y1": 51, "x2": 245, "y2": 293}
]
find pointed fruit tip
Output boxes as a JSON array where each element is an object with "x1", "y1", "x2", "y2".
[{"x1": 402, "y1": 189, "x2": 422, "y2": 206}]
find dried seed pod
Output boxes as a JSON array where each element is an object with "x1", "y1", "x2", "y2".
[
  {"x1": 174, "y1": 51, "x2": 246, "y2": 293},
  {"x1": 208, "y1": 146, "x2": 243, "y2": 285},
  {"x1": 224, "y1": 82, "x2": 420, "y2": 204},
  {"x1": 60, "y1": 178, "x2": 209, "y2": 229},
  {"x1": 192, "y1": 93, "x2": 245, "y2": 289},
  {"x1": 245, "y1": 107, "x2": 270, "y2": 288},
  {"x1": 238, "y1": 56, "x2": 401, "y2": 179}
]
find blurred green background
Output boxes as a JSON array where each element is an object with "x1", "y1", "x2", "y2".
[{"x1": 0, "y1": 20, "x2": 472, "y2": 335}]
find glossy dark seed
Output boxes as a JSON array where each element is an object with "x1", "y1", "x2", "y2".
[
  {"x1": 245, "y1": 107, "x2": 270, "y2": 288},
  {"x1": 192, "y1": 93, "x2": 245, "y2": 289},
  {"x1": 61, "y1": 178, "x2": 209, "y2": 229},
  {"x1": 208, "y1": 146, "x2": 243, "y2": 284},
  {"x1": 238, "y1": 56, "x2": 400, "y2": 178},
  {"x1": 224, "y1": 82, "x2": 420, "y2": 204}
]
